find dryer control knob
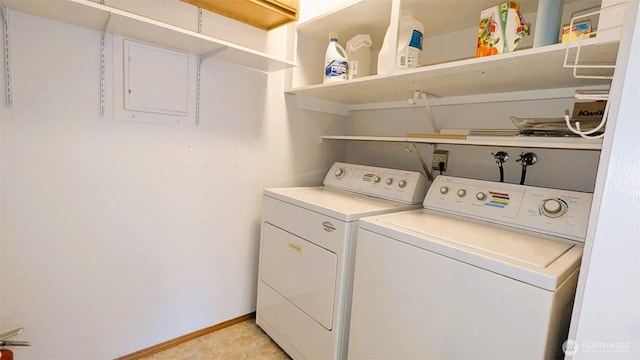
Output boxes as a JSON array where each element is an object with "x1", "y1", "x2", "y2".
[
  {"x1": 476, "y1": 192, "x2": 487, "y2": 201},
  {"x1": 542, "y1": 199, "x2": 565, "y2": 217},
  {"x1": 457, "y1": 189, "x2": 467, "y2": 197},
  {"x1": 335, "y1": 168, "x2": 346, "y2": 179},
  {"x1": 373, "y1": 176, "x2": 381, "y2": 183},
  {"x1": 440, "y1": 186, "x2": 449, "y2": 194},
  {"x1": 398, "y1": 180, "x2": 407, "y2": 188},
  {"x1": 386, "y1": 178, "x2": 394, "y2": 185}
]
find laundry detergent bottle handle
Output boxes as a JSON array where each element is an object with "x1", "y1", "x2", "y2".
[{"x1": 323, "y1": 32, "x2": 349, "y2": 83}]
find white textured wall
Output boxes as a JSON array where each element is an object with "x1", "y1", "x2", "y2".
[
  {"x1": 298, "y1": 0, "x2": 358, "y2": 23},
  {"x1": 0, "y1": 10, "x2": 346, "y2": 359}
]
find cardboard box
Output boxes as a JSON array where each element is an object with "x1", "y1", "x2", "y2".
[
  {"x1": 571, "y1": 101, "x2": 606, "y2": 121},
  {"x1": 562, "y1": 21, "x2": 592, "y2": 42},
  {"x1": 476, "y1": 1, "x2": 529, "y2": 57}
]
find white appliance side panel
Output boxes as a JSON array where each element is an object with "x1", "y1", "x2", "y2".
[
  {"x1": 257, "y1": 196, "x2": 357, "y2": 360},
  {"x1": 348, "y1": 229, "x2": 574, "y2": 359},
  {"x1": 257, "y1": 282, "x2": 335, "y2": 360},
  {"x1": 260, "y1": 223, "x2": 337, "y2": 330}
]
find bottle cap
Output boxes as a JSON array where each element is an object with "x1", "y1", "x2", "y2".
[{"x1": 329, "y1": 32, "x2": 339, "y2": 41}]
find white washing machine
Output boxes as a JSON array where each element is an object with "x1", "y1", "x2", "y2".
[
  {"x1": 256, "y1": 162, "x2": 429, "y2": 360},
  {"x1": 349, "y1": 175, "x2": 593, "y2": 359}
]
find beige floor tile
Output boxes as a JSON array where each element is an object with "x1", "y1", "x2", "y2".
[{"x1": 140, "y1": 319, "x2": 290, "y2": 360}]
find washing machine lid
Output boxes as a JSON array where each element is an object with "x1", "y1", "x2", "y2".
[
  {"x1": 264, "y1": 187, "x2": 420, "y2": 222},
  {"x1": 359, "y1": 210, "x2": 583, "y2": 291}
]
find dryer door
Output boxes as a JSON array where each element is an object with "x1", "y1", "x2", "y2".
[{"x1": 261, "y1": 223, "x2": 338, "y2": 330}]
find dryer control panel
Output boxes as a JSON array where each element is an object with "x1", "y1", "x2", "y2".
[
  {"x1": 324, "y1": 162, "x2": 429, "y2": 205},
  {"x1": 425, "y1": 176, "x2": 593, "y2": 242}
]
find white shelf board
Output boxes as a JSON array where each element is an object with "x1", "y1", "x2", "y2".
[
  {"x1": 1, "y1": 0, "x2": 296, "y2": 72},
  {"x1": 289, "y1": 38, "x2": 617, "y2": 104},
  {"x1": 321, "y1": 135, "x2": 408, "y2": 142},
  {"x1": 321, "y1": 135, "x2": 603, "y2": 150}
]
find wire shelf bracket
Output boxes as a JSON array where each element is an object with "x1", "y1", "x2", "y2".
[{"x1": 562, "y1": 1, "x2": 626, "y2": 139}]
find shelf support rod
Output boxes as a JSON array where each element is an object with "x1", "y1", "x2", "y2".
[
  {"x1": 406, "y1": 143, "x2": 434, "y2": 182},
  {"x1": 408, "y1": 90, "x2": 439, "y2": 133},
  {"x1": 99, "y1": 2, "x2": 111, "y2": 118},
  {"x1": 193, "y1": 8, "x2": 203, "y2": 126},
  {"x1": 2, "y1": 5, "x2": 12, "y2": 107},
  {"x1": 420, "y1": 91, "x2": 439, "y2": 133},
  {"x1": 99, "y1": 19, "x2": 108, "y2": 117},
  {"x1": 196, "y1": 55, "x2": 201, "y2": 126}
]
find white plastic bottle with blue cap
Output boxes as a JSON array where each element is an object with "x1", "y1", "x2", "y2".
[{"x1": 323, "y1": 32, "x2": 349, "y2": 83}]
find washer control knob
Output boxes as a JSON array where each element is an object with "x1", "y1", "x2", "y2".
[
  {"x1": 476, "y1": 192, "x2": 487, "y2": 201},
  {"x1": 373, "y1": 176, "x2": 381, "y2": 183},
  {"x1": 457, "y1": 189, "x2": 467, "y2": 197},
  {"x1": 335, "y1": 168, "x2": 346, "y2": 179},
  {"x1": 541, "y1": 199, "x2": 565, "y2": 217},
  {"x1": 386, "y1": 178, "x2": 394, "y2": 185},
  {"x1": 440, "y1": 186, "x2": 449, "y2": 195},
  {"x1": 398, "y1": 180, "x2": 407, "y2": 188}
]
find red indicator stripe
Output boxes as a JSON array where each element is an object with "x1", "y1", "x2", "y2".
[{"x1": 489, "y1": 191, "x2": 509, "y2": 197}]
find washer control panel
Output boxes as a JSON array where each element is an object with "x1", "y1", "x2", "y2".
[
  {"x1": 425, "y1": 176, "x2": 593, "y2": 241},
  {"x1": 324, "y1": 162, "x2": 429, "y2": 204}
]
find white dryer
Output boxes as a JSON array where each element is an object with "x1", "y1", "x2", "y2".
[
  {"x1": 349, "y1": 175, "x2": 593, "y2": 359},
  {"x1": 256, "y1": 162, "x2": 429, "y2": 360}
]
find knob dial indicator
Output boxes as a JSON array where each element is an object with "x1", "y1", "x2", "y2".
[
  {"x1": 386, "y1": 178, "x2": 394, "y2": 185},
  {"x1": 457, "y1": 189, "x2": 467, "y2": 197},
  {"x1": 541, "y1": 198, "x2": 567, "y2": 218},
  {"x1": 476, "y1": 192, "x2": 487, "y2": 201},
  {"x1": 335, "y1": 168, "x2": 345, "y2": 179},
  {"x1": 373, "y1": 176, "x2": 381, "y2": 183},
  {"x1": 440, "y1": 186, "x2": 449, "y2": 195},
  {"x1": 399, "y1": 180, "x2": 407, "y2": 188}
]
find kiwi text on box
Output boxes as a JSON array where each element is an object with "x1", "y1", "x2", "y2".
[{"x1": 572, "y1": 101, "x2": 606, "y2": 121}]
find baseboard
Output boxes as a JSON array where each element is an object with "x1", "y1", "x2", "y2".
[{"x1": 114, "y1": 312, "x2": 256, "y2": 360}]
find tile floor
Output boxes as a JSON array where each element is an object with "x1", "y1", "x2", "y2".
[{"x1": 139, "y1": 318, "x2": 290, "y2": 360}]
